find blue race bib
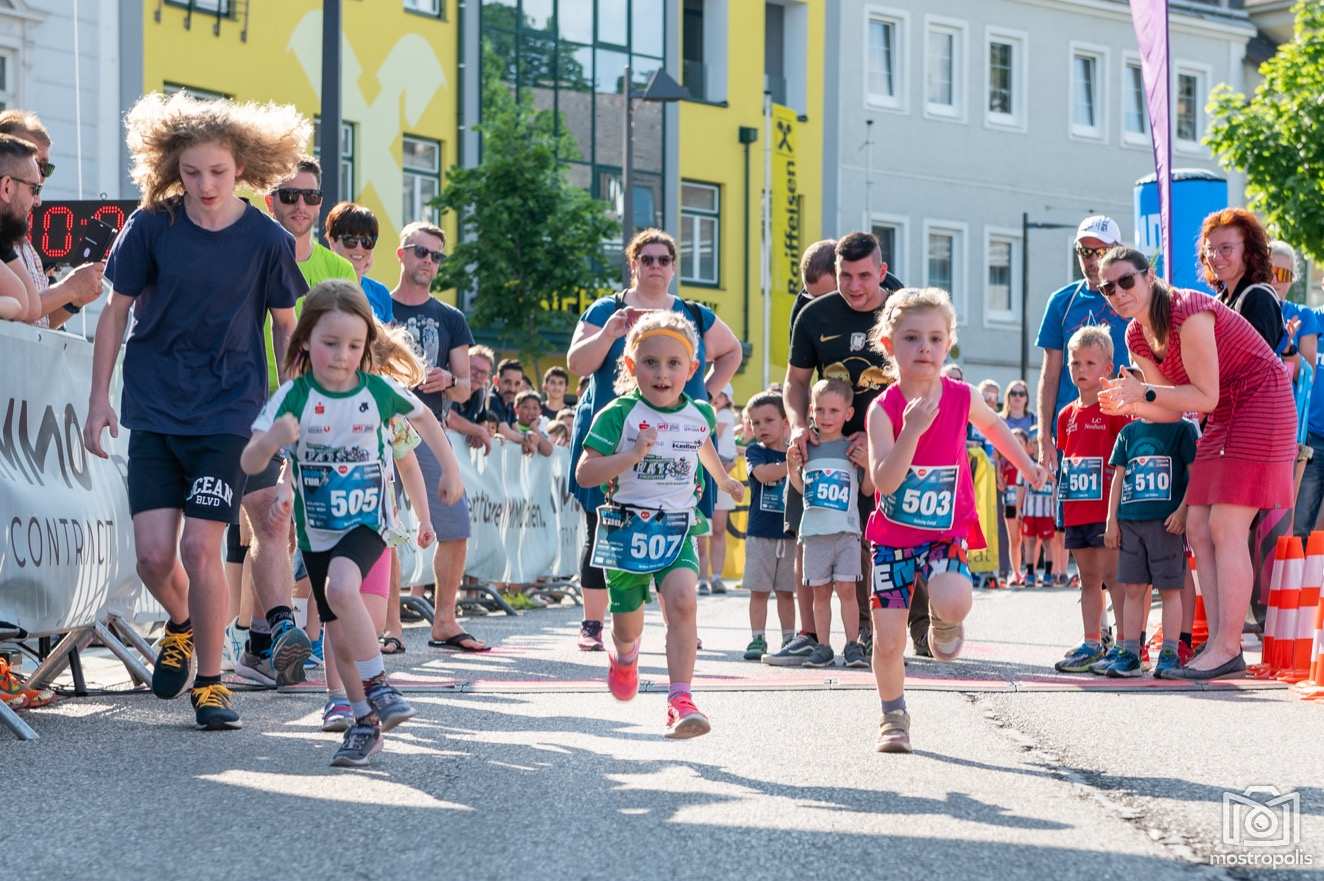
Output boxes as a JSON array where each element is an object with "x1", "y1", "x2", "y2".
[
  {"x1": 882, "y1": 465, "x2": 958, "y2": 531},
  {"x1": 759, "y1": 479, "x2": 787, "y2": 513},
  {"x1": 805, "y1": 467, "x2": 852, "y2": 511},
  {"x1": 590, "y1": 504, "x2": 691, "y2": 574},
  {"x1": 300, "y1": 463, "x2": 384, "y2": 532},
  {"x1": 1121, "y1": 455, "x2": 1172, "y2": 504},
  {"x1": 1061, "y1": 456, "x2": 1104, "y2": 502}
]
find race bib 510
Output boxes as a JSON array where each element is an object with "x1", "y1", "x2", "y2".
[{"x1": 1121, "y1": 455, "x2": 1172, "y2": 504}]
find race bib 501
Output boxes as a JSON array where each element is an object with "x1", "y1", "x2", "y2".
[{"x1": 1061, "y1": 456, "x2": 1104, "y2": 502}]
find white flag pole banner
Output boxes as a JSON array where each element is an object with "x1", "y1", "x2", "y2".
[{"x1": 0, "y1": 323, "x2": 163, "y2": 636}]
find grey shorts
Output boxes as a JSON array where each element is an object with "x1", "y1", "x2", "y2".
[
  {"x1": 743, "y1": 536, "x2": 796, "y2": 593},
  {"x1": 800, "y1": 532, "x2": 862, "y2": 586},
  {"x1": 1116, "y1": 519, "x2": 1186, "y2": 589},
  {"x1": 414, "y1": 440, "x2": 471, "y2": 542}
]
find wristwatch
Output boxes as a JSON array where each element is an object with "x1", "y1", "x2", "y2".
[{"x1": 1144, "y1": 386, "x2": 1157, "y2": 403}]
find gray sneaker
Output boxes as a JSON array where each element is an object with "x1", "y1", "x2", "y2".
[
  {"x1": 330, "y1": 721, "x2": 383, "y2": 767},
  {"x1": 710, "y1": 578, "x2": 728, "y2": 595},
  {"x1": 843, "y1": 641, "x2": 870, "y2": 668},
  {"x1": 271, "y1": 620, "x2": 312, "y2": 687},
  {"x1": 697, "y1": 580, "x2": 711, "y2": 596},
  {"x1": 803, "y1": 644, "x2": 836, "y2": 668},
  {"x1": 365, "y1": 680, "x2": 416, "y2": 732},
  {"x1": 763, "y1": 633, "x2": 818, "y2": 667},
  {"x1": 234, "y1": 649, "x2": 276, "y2": 688}
]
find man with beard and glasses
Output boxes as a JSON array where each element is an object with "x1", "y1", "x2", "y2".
[{"x1": 0, "y1": 133, "x2": 44, "y2": 320}]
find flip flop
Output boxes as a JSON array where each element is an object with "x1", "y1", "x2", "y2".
[
  {"x1": 379, "y1": 635, "x2": 406, "y2": 655},
  {"x1": 427, "y1": 632, "x2": 491, "y2": 653}
]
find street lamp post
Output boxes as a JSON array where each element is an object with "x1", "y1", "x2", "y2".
[
  {"x1": 621, "y1": 67, "x2": 689, "y2": 287},
  {"x1": 319, "y1": 0, "x2": 342, "y2": 229}
]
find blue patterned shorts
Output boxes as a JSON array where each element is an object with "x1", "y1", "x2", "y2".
[{"x1": 870, "y1": 540, "x2": 971, "y2": 610}]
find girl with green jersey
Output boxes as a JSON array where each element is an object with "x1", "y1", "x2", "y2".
[{"x1": 576, "y1": 311, "x2": 744, "y2": 739}]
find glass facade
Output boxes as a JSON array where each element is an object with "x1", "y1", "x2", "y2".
[{"x1": 480, "y1": 0, "x2": 668, "y2": 253}]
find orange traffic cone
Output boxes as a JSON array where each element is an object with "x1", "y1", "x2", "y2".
[
  {"x1": 1280, "y1": 532, "x2": 1324, "y2": 683},
  {"x1": 1299, "y1": 594, "x2": 1324, "y2": 700},
  {"x1": 1273, "y1": 537, "x2": 1306, "y2": 673},
  {"x1": 1190, "y1": 552, "x2": 1210, "y2": 653},
  {"x1": 1249, "y1": 537, "x2": 1290, "y2": 677}
]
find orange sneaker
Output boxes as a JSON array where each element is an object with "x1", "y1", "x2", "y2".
[
  {"x1": 607, "y1": 653, "x2": 638, "y2": 702},
  {"x1": 0, "y1": 657, "x2": 56, "y2": 710},
  {"x1": 665, "y1": 693, "x2": 711, "y2": 739}
]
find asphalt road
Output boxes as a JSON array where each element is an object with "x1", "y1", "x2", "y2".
[{"x1": 9, "y1": 585, "x2": 1321, "y2": 881}]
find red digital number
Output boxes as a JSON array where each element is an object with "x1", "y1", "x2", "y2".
[
  {"x1": 91, "y1": 204, "x2": 126, "y2": 232},
  {"x1": 41, "y1": 205, "x2": 74, "y2": 259}
]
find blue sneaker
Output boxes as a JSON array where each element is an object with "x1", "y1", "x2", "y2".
[
  {"x1": 1105, "y1": 649, "x2": 1143, "y2": 678},
  {"x1": 1090, "y1": 645, "x2": 1123, "y2": 675},
  {"x1": 271, "y1": 619, "x2": 312, "y2": 687},
  {"x1": 1054, "y1": 642, "x2": 1106, "y2": 673},
  {"x1": 1153, "y1": 647, "x2": 1181, "y2": 679},
  {"x1": 305, "y1": 636, "x2": 325, "y2": 671}
]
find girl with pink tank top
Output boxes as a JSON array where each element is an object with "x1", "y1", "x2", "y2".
[{"x1": 865, "y1": 288, "x2": 1045, "y2": 755}]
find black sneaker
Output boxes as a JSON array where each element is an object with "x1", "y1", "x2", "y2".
[
  {"x1": 152, "y1": 628, "x2": 195, "y2": 699},
  {"x1": 190, "y1": 683, "x2": 241, "y2": 730},
  {"x1": 912, "y1": 635, "x2": 933, "y2": 658},
  {"x1": 803, "y1": 644, "x2": 836, "y2": 668},
  {"x1": 843, "y1": 641, "x2": 870, "y2": 668},
  {"x1": 331, "y1": 719, "x2": 383, "y2": 767},
  {"x1": 763, "y1": 632, "x2": 818, "y2": 667},
  {"x1": 366, "y1": 679, "x2": 416, "y2": 732},
  {"x1": 271, "y1": 619, "x2": 312, "y2": 687}
]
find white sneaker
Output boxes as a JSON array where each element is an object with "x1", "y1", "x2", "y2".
[{"x1": 221, "y1": 620, "x2": 244, "y2": 672}]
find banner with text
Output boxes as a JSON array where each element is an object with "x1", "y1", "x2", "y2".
[{"x1": 769, "y1": 102, "x2": 804, "y2": 369}]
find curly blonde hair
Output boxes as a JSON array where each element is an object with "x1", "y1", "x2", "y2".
[
  {"x1": 372, "y1": 322, "x2": 427, "y2": 388},
  {"x1": 613, "y1": 310, "x2": 698, "y2": 396},
  {"x1": 868, "y1": 287, "x2": 959, "y2": 384},
  {"x1": 124, "y1": 91, "x2": 311, "y2": 212}
]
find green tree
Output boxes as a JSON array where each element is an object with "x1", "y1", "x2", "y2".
[
  {"x1": 433, "y1": 48, "x2": 617, "y2": 363},
  {"x1": 1205, "y1": 0, "x2": 1324, "y2": 263}
]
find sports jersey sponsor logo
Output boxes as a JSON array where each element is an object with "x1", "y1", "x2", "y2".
[
  {"x1": 351, "y1": 424, "x2": 373, "y2": 433},
  {"x1": 359, "y1": 402, "x2": 370, "y2": 413},
  {"x1": 635, "y1": 456, "x2": 692, "y2": 480},
  {"x1": 308, "y1": 425, "x2": 333, "y2": 435},
  {"x1": 672, "y1": 439, "x2": 703, "y2": 451},
  {"x1": 186, "y1": 476, "x2": 234, "y2": 509},
  {"x1": 315, "y1": 402, "x2": 325, "y2": 415},
  {"x1": 850, "y1": 332, "x2": 867, "y2": 351},
  {"x1": 303, "y1": 443, "x2": 370, "y2": 464}
]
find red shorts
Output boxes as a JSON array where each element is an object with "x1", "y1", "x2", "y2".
[{"x1": 1021, "y1": 516, "x2": 1056, "y2": 540}]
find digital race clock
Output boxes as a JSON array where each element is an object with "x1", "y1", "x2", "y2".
[{"x1": 27, "y1": 199, "x2": 138, "y2": 267}]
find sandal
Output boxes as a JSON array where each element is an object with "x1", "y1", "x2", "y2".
[
  {"x1": 427, "y1": 631, "x2": 491, "y2": 653},
  {"x1": 379, "y1": 635, "x2": 406, "y2": 655}
]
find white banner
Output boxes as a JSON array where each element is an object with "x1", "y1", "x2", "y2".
[
  {"x1": 0, "y1": 322, "x2": 159, "y2": 635},
  {"x1": 396, "y1": 433, "x2": 585, "y2": 587}
]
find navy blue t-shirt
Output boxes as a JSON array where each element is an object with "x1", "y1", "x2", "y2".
[
  {"x1": 105, "y1": 200, "x2": 305, "y2": 437},
  {"x1": 391, "y1": 296, "x2": 475, "y2": 420},
  {"x1": 746, "y1": 443, "x2": 793, "y2": 539}
]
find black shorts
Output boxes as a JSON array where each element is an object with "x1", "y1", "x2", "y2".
[
  {"x1": 579, "y1": 507, "x2": 606, "y2": 591},
  {"x1": 1064, "y1": 522, "x2": 1107, "y2": 550},
  {"x1": 127, "y1": 430, "x2": 246, "y2": 523},
  {"x1": 1004, "y1": 505, "x2": 1017, "y2": 520},
  {"x1": 302, "y1": 526, "x2": 387, "y2": 623},
  {"x1": 243, "y1": 453, "x2": 284, "y2": 496}
]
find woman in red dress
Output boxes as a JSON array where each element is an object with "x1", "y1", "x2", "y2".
[{"x1": 1097, "y1": 248, "x2": 1295, "y2": 679}]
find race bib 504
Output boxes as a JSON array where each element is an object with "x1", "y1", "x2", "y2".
[{"x1": 805, "y1": 467, "x2": 852, "y2": 511}]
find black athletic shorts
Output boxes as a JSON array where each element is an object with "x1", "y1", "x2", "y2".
[
  {"x1": 127, "y1": 430, "x2": 246, "y2": 524},
  {"x1": 579, "y1": 507, "x2": 606, "y2": 591},
  {"x1": 302, "y1": 525, "x2": 387, "y2": 623}
]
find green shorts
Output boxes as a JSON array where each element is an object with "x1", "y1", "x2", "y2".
[{"x1": 606, "y1": 535, "x2": 701, "y2": 613}]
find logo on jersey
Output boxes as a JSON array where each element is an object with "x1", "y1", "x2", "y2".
[
  {"x1": 635, "y1": 456, "x2": 692, "y2": 481},
  {"x1": 186, "y1": 476, "x2": 234, "y2": 510},
  {"x1": 315, "y1": 402, "x2": 325, "y2": 415},
  {"x1": 672, "y1": 439, "x2": 702, "y2": 451},
  {"x1": 850, "y1": 332, "x2": 867, "y2": 351},
  {"x1": 359, "y1": 402, "x2": 370, "y2": 413}
]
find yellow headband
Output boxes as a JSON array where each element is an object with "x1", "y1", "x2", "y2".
[{"x1": 634, "y1": 327, "x2": 696, "y2": 358}]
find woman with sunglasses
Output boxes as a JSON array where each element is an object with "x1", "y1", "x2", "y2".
[
  {"x1": 565, "y1": 228, "x2": 743, "y2": 651},
  {"x1": 325, "y1": 201, "x2": 393, "y2": 323},
  {"x1": 997, "y1": 381, "x2": 1036, "y2": 584},
  {"x1": 1197, "y1": 208, "x2": 1282, "y2": 353},
  {"x1": 1097, "y1": 247, "x2": 1296, "y2": 679}
]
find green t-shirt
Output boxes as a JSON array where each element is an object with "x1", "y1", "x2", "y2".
[
  {"x1": 584, "y1": 391, "x2": 716, "y2": 512},
  {"x1": 1108, "y1": 419, "x2": 1199, "y2": 522},
  {"x1": 264, "y1": 242, "x2": 358, "y2": 393}
]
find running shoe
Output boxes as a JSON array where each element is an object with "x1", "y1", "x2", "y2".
[
  {"x1": 1177, "y1": 641, "x2": 1194, "y2": 666},
  {"x1": 0, "y1": 657, "x2": 56, "y2": 710},
  {"x1": 1024, "y1": 570, "x2": 1038, "y2": 588},
  {"x1": 151, "y1": 627, "x2": 195, "y2": 700},
  {"x1": 876, "y1": 710, "x2": 912, "y2": 753},
  {"x1": 928, "y1": 616, "x2": 965, "y2": 661},
  {"x1": 843, "y1": 641, "x2": 869, "y2": 668},
  {"x1": 190, "y1": 682, "x2": 241, "y2": 730},
  {"x1": 665, "y1": 693, "x2": 711, "y2": 739},
  {"x1": 321, "y1": 696, "x2": 353, "y2": 732},
  {"x1": 234, "y1": 648, "x2": 277, "y2": 688},
  {"x1": 1105, "y1": 649, "x2": 1143, "y2": 678},
  {"x1": 743, "y1": 634, "x2": 768, "y2": 661},
  {"x1": 912, "y1": 634, "x2": 934, "y2": 658},
  {"x1": 1055, "y1": 642, "x2": 1106, "y2": 673},
  {"x1": 578, "y1": 620, "x2": 605, "y2": 652},
  {"x1": 523, "y1": 591, "x2": 550, "y2": 609},
  {"x1": 223, "y1": 621, "x2": 246, "y2": 673},
  {"x1": 804, "y1": 644, "x2": 836, "y2": 668},
  {"x1": 1090, "y1": 645, "x2": 1122, "y2": 676},
  {"x1": 365, "y1": 679, "x2": 416, "y2": 732},
  {"x1": 304, "y1": 636, "x2": 325, "y2": 671},
  {"x1": 607, "y1": 653, "x2": 639, "y2": 701},
  {"x1": 697, "y1": 580, "x2": 711, "y2": 596},
  {"x1": 331, "y1": 720, "x2": 383, "y2": 767},
  {"x1": 271, "y1": 619, "x2": 312, "y2": 687},
  {"x1": 710, "y1": 578, "x2": 728, "y2": 595},
  {"x1": 1153, "y1": 647, "x2": 1182, "y2": 679},
  {"x1": 763, "y1": 632, "x2": 817, "y2": 667}
]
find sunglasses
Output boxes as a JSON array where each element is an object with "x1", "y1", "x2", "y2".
[
  {"x1": 336, "y1": 234, "x2": 377, "y2": 250},
  {"x1": 1099, "y1": 271, "x2": 1141, "y2": 298},
  {"x1": 1075, "y1": 245, "x2": 1108, "y2": 260},
  {"x1": 38, "y1": 160, "x2": 54, "y2": 179},
  {"x1": 1272, "y1": 265, "x2": 1294, "y2": 284},
  {"x1": 638, "y1": 254, "x2": 673, "y2": 267},
  {"x1": 4, "y1": 174, "x2": 41, "y2": 197},
  {"x1": 275, "y1": 187, "x2": 323, "y2": 206},
  {"x1": 1008, "y1": 389, "x2": 1028, "y2": 397},
  {"x1": 408, "y1": 243, "x2": 445, "y2": 263}
]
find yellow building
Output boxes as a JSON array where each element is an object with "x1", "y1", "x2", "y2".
[{"x1": 128, "y1": 0, "x2": 458, "y2": 301}]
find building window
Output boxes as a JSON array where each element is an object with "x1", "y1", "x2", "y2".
[
  {"x1": 925, "y1": 221, "x2": 966, "y2": 316},
  {"x1": 984, "y1": 230, "x2": 1021, "y2": 324},
  {"x1": 683, "y1": 0, "x2": 706, "y2": 101},
  {"x1": 866, "y1": 9, "x2": 907, "y2": 111},
  {"x1": 870, "y1": 217, "x2": 906, "y2": 278},
  {"x1": 403, "y1": 135, "x2": 442, "y2": 224},
  {"x1": 163, "y1": 82, "x2": 229, "y2": 101},
  {"x1": 166, "y1": 0, "x2": 231, "y2": 14},
  {"x1": 985, "y1": 28, "x2": 1025, "y2": 129},
  {"x1": 403, "y1": 0, "x2": 443, "y2": 17},
  {"x1": 1123, "y1": 59, "x2": 1148, "y2": 142},
  {"x1": 1175, "y1": 67, "x2": 1207, "y2": 149},
  {"x1": 925, "y1": 18, "x2": 964, "y2": 118},
  {"x1": 1070, "y1": 45, "x2": 1106, "y2": 139},
  {"x1": 765, "y1": 2, "x2": 786, "y2": 105},
  {"x1": 681, "y1": 181, "x2": 719, "y2": 285},
  {"x1": 313, "y1": 118, "x2": 356, "y2": 200},
  {"x1": 0, "y1": 51, "x2": 16, "y2": 110}
]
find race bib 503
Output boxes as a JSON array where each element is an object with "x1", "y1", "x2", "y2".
[{"x1": 882, "y1": 465, "x2": 958, "y2": 531}]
